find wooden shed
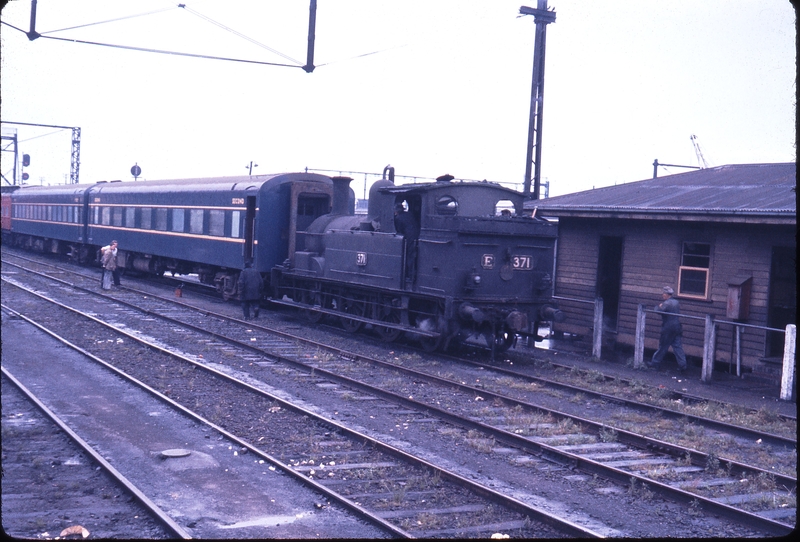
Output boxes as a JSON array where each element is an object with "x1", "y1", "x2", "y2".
[{"x1": 530, "y1": 163, "x2": 796, "y2": 381}]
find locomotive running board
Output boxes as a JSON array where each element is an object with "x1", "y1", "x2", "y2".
[{"x1": 268, "y1": 297, "x2": 441, "y2": 338}]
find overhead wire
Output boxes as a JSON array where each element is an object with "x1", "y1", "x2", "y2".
[
  {"x1": 39, "y1": 6, "x2": 178, "y2": 35},
  {"x1": 178, "y1": 4, "x2": 304, "y2": 66},
  {"x1": 37, "y1": 34, "x2": 302, "y2": 69},
  {"x1": 19, "y1": 129, "x2": 68, "y2": 143},
  {"x1": 4, "y1": 2, "x2": 304, "y2": 69}
]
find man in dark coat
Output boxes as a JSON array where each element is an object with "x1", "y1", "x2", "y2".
[
  {"x1": 394, "y1": 202, "x2": 419, "y2": 283},
  {"x1": 648, "y1": 286, "x2": 688, "y2": 372},
  {"x1": 238, "y1": 261, "x2": 264, "y2": 320}
]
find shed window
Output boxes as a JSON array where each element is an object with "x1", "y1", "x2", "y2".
[{"x1": 678, "y1": 242, "x2": 711, "y2": 299}]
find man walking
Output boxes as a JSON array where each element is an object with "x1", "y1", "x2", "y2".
[
  {"x1": 238, "y1": 261, "x2": 264, "y2": 320},
  {"x1": 648, "y1": 286, "x2": 687, "y2": 372}
]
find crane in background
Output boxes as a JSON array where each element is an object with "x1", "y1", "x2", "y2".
[{"x1": 690, "y1": 134, "x2": 709, "y2": 169}]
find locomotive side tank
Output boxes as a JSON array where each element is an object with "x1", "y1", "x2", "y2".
[{"x1": 271, "y1": 168, "x2": 564, "y2": 352}]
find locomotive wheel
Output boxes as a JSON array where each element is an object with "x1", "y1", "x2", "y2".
[
  {"x1": 419, "y1": 335, "x2": 443, "y2": 352},
  {"x1": 303, "y1": 291, "x2": 324, "y2": 323},
  {"x1": 340, "y1": 297, "x2": 365, "y2": 333},
  {"x1": 376, "y1": 311, "x2": 402, "y2": 342}
]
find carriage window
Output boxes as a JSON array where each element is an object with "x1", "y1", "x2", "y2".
[
  {"x1": 209, "y1": 210, "x2": 225, "y2": 236},
  {"x1": 113, "y1": 207, "x2": 123, "y2": 226},
  {"x1": 47, "y1": 206, "x2": 53, "y2": 221},
  {"x1": 171, "y1": 208, "x2": 184, "y2": 232},
  {"x1": 101, "y1": 207, "x2": 111, "y2": 226},
  {"x1": 189, "y1": 209, "x2": 204, "y2": 234},
  {"x1": 678, "y1": 242, "x2": 711, "y2": 299},
  {"x1": 141, "y1": 208, "x2": 152, "y2": 229},
  {"x1": 155, "y1": 208, "x2": 168, "y2": 231},
  {"x1": 435, "y1": 195, "x2": 458, "y2": 216},
  {"x1": 231, "y1": 210, "x2": 241, "y2": 238},
  {"x1": 126, "y1": 207, "x2": 135, "y2": 227}
]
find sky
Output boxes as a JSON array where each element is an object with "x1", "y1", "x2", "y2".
[{"x1": 1, "y1": 0, "x2": 795, "y2": 198}]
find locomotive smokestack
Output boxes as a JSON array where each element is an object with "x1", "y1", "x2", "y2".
[{"x1": 331, "y1": 176, "x2": 352, "y2": 216}]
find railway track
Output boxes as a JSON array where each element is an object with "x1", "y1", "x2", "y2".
[
  {"x1": 1, "y1": 369, "x2": 183, "y2": 540},
  {"x1": 1, "y1": 273, "x2": 599, "y2": 537},
  {"x1": 2, "y1": 250, "x2": 794, "y2": 536}
]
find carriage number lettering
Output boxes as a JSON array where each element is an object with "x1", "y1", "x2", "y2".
[
  {"x1": 231, "y1": 198, "x2": 245, "y2": 205},
  {"x1": 356, "y1": 252, "x2": 367, "y2": 266},
  {"x1": 512, "y1": 255, "x2": 533, "y2": 270}
]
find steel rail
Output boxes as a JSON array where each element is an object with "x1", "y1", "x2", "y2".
[
  {"x1": 1, "y1": 288, "x2": 603, "y2": 538},
  {"x1": 0, "y1": 363, "x2": 192, "y2": 540},
  {"x1": 450, "y1": 355, "x2": 797, "y2": 446}
]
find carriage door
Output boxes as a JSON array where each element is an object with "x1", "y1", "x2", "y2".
[
  {"x1": 243, "y1": 196, "x2": 257, "y2": 262},
  {"x1": 596, "y1": 236, "x2": 623, "y2": 331}
]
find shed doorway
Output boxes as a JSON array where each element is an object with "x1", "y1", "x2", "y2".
[
  {"x1": 767, "y1": 245, "x2": 796, "y2": 357},
  {"x1": 596, "y1": 236, "x2": 623, "y2": 331}
]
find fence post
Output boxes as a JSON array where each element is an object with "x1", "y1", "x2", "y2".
[
  {"x1": 592, "y1": 297, "x2": 604, "y2": 360},
  {"x1": 634, "y1": 304, "x2": 646, "y2": 369},
  {"x1": 701, "y1": 314, "x2": 716, "y2": 383},
  {"x1": 780, "y1": 324, "x2": 796, "y2": 401},
  {"x1": 734, "y1": 325, "x2": 742, "y2": 377}
]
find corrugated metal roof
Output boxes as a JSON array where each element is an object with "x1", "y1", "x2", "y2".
[{"x1": 530, "y1": 163, "x2": 796, "y2": 221}]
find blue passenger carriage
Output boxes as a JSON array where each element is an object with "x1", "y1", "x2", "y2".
[
  {"x1": 5, "y1": 173, "x2": 335, "y2": 299},
  {"x1": 4, "y1": 184, "x2": 92, "y2": 260}
]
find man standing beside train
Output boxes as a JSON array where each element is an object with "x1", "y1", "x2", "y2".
[
  {"x1": 238, "y1": 260, "x2": 264, "y2": 320},
  {"x1": 394, "y1": 202, "x2": 419, "y2": 284},
  {"x1": 648, "y1": 286, "x2": 687, "y2": 372},
  {"x1": 100, "y1": 240, "x2": 121, "y2": 289}
]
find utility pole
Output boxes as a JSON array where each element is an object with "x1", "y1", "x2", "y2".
[
  {"x1": 520, "y1": 1, "x2": 556, "y2": 199},
  {"x1": 303, "y1": 0, "x2": 317, "y2": 73}
]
